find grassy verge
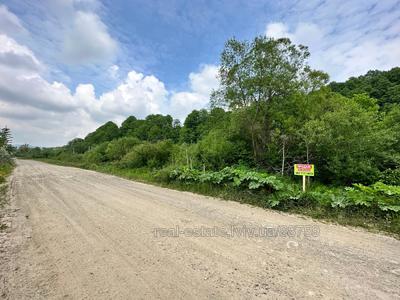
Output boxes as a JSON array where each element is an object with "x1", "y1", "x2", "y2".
[
  {"x1": 0, "y1": 162, "x2": 15, "y2": 231},
  {"x1": 0, "y1": 163, "x2": 14, "y2": 208},
  {"x1": 33, "y1": 158, "x2": 400, "y2": 238}
]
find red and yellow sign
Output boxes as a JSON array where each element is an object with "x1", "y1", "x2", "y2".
[{"x1": 294, "y1": 164, "x2": 314, "y2": 176}]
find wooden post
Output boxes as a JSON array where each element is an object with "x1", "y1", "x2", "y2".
[
  {"x1": 302, "y1": 175, "x2": 306, "y2": 192},
  {"x1": 281, "y1": 141, "x2": 285, "y2": 176}
]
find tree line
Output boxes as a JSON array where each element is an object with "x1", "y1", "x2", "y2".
[{"x1": 16, "y1": 37, "x2": 400, "y2": 187}]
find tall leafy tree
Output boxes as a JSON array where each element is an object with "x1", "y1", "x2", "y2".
[
  {"x1": 120, "y1": 116, "x2": 138, "y2": 136},
  {"x1": 145, "y1": 114, "x2": 174, "y2": 142},
  {"x1": 84, "y1": 121, "x2": 120, "y2": 146},
  {"x1": 66, "y1": 138, "x2": 87, "y2": 154},
  {"x1": 299, "y1": 94, "x2": 391, "y2": 184},
  {"x1": 180, "y1": 109, "x2": 209, "y2": 143},
  {"x1": 121, "y1": 115, "x2": 176, "y2": 142},
  {"x1": 212, "y1": 36, "x2": 328, "y2": 162},
  {"x1": 383, "y1": 104, "x2": 400, "y2": 166}
]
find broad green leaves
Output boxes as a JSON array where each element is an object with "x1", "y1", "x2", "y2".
[
  {"x1": 171, "y1": 166, "x2": 400, "y2": 214},
  {"x1": 353, "y1": 182, "x2": 400, "y2": 212},
  {"x1": 170, "y1": 167, "x2": 283, "y2": 191}
]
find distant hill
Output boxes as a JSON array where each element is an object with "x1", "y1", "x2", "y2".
[{"x1": 329, "y1": 67, "x2": 400, "y2": 106}]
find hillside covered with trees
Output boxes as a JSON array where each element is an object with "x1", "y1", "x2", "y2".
[
  {"x1": 16, "y1": 37, "x2": 400, "y2": 234},
  {"x1": 330, "y1": 67, "x2": 400, "y2": 106}
]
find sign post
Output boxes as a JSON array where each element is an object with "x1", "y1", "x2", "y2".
[{"x1": 294, "y1": 164, "x2": 314, "y2": 192}]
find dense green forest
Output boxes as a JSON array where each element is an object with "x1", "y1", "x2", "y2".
[
  {"x1": 330, "y1": 67, "x2": 400, "y2": 106},
  {"x1": 15, "y1": 37, "x2": 400, "y2": 234}
]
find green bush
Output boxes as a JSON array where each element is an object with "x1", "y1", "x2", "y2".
[
  {"x1": 121, "y1": 149, "x2": 144, "y2": 168},
  {"x1": 379, "y1": 168, "x2": 400, "y2": 186},
  {"x1": 170, "y1": 143, "x2": 199, "y2": 168},
  {"x1": 120, "y1": 140, "x2": 174, "y2": 169},
  {"x1": 197, "y1": 129, "x2": 237, "y2": 169},
  {"x1": 353, "y1": 182, "x2": 400, "y2": 212},
  {"x1": 0, "y1": 147, "x2": 13, "y2": 165},
  {"x1": 170, "y1": 166, "x2": 400, "y2": 215},
  {"x1": 153, "y1": 166, "x2": 175, "y2": 183},
  {"x1": 0, "y1": 162, "x2": 13, "y2": 184},
  {"x1": 82, "y1": 143, "x2": 108, "y2": 164},
  {"x1": 105, "y1": 137, "x2": 140, "y2": 161},
  {"x1": 275, "y1": 182, "x2": 400, "y2": 213},
  {"x1": 170, "y1": 166, "x2": 284, "y2": 191},
  {"x1": 55, "y1": 151, "x2": 82, "y2": 162}
]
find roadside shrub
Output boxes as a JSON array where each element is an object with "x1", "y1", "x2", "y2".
[
  {"x1": 170, "y1": 166, "x2": 400, "y2": 215},
  {"x1": 170, "y1": 166, "x2": 284, "y2": 191},
  {"x1": 277, "y1": 182, "x2": 400, "y2": 213},
  {"x1": 0, "y1": 147, "x2": 13, "y2": 165},
  {"x1": 120, "y1": 148, "x2": 144, "y2": 168},
  {"x1": 0, "y1": 163, "x2": 13, "y2": 184},
  {"x1": 0, "y1": 148, "x2": 13, "y2": 184},
  {"x1": 352, "y1": 182, "x2": 400, "y2": 212},
  {"x1": 379, "y1": 168, "x2": 400, "y2": 186},
  {"x1": 153, "y1": 166, "x2": 175, "y2": 183},
  {"x1": 265, "y1": 185, "x2": 301, "y2": 208},
  {"x1": 197, "y1": 129, "x2": 237, "y2": 169},
  {"x1": 171, "y1": 143, "x2": 199, "y2": 168},
  {"x1": 82, "y1": 142, "x2": 108, "y2": 164},
  {"x1": 120, "y1": 140, "x2": 174, "y2": 169},
  {"x1": 55, "y1": 151, "x2": 82, "y2": 162},
  {"x1": 105, "y1": 137, "x2": 141, "y2": 161}
]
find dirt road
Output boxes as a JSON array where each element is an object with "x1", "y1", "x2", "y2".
[{"x1": 1, "y1": 160, "x2": 399, "y2": 299}]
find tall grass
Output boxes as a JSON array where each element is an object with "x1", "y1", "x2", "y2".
[{"x1": 0, "y1": 163, "x2": 14, "y2": 208}]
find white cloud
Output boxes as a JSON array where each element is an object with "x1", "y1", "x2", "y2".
[
  {"x1": 108, "y1": 64, "x2": 119, "y2": 79},
  {"x1": 189, "y1": 65, "x2": 219, "y2": 95},
  {"x1": 3, "y1": 0, "x2": 399, "y2": 147},
  {"x1": 0, "y1": 4, "x2": 28, "y2": 36},
  {"x1": 265, "y1": 22, "x2": 325, "y2": 54},
  {"x1": 0, "y1": 3, "x2": 220, "y2": 146},
  {"x1": 0, "y1": 32, "x2": 218, "y2": 146},
  {"x1": 0, "y1": 34, "x2": 42, "y2": 73},
  {"x1": 0, "y1": 35, "x2": 76, "y2": 112},
  {"x1": 265, "y1": 23, "x2": 292, "y2": 40},
  {"x1": 63, "y1": 11, "x2": 117, "y2": 64},
  {"x1": 0, "y1": 74, "x2": 76, "y2": 112},
  {"x1": 266, "y1": 0, "x2": 400, "y2": 81},
  {"x1": 0, "y1": 95, "x2": 97, "y2": 146},
  {"x1": 0, "y1": 33, "x2": 97, "y2": 146},
  {"x1": 96, "y1": 71, "x2": 169, "y2": 123},
  {"x1": 7, "y1": 0, "x2": 111, "y2": 67},
  {"x1": 169, "y1": 64, "x2": 219, "y2": 120}
]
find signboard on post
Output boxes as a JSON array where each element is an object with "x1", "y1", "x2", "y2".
[
  {"x1": 294, "y1": 164, "x2": 314, "y2": 176},
  {"x1": 294, "y1": 164, "x2": 314, "y2": 192}
]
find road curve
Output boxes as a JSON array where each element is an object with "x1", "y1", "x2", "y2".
[{"x1": 1, "y1": 160, "x2": 400, "y2": 299}]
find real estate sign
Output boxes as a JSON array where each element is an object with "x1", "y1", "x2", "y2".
[{"x1": 294, "y1": 164, "x2": 314, "y2": 176}]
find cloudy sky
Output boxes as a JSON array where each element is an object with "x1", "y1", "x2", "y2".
[{"x1": 0, "y1": 0, "x2": 399, "y2": 146}]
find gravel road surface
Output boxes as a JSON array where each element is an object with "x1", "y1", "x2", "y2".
[{"x1": 1, "y1": 160, "x2": 399, "y2": 299}]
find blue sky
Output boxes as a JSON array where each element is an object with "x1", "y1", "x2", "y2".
[{"x1": 0, "y1": 0, "x2": 399, "y2": 146}]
